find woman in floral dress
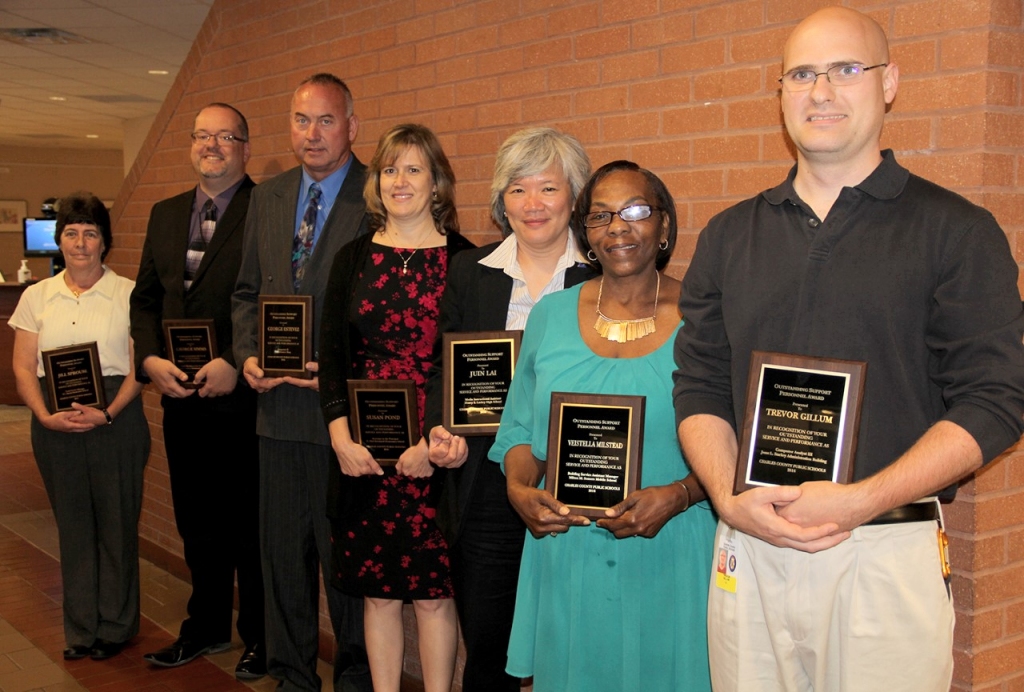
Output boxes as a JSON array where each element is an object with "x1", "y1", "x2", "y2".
[{"x1": 318, "y1": 123, "x2": 473, "y2": 692}]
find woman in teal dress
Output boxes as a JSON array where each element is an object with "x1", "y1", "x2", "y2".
[{"x1": 489, "y1": 160, "x2": 716, "y2": 692}]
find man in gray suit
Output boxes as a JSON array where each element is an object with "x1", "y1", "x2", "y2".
[{"x1": 232, "y1": 73, "x2": 370, "y2": 692}]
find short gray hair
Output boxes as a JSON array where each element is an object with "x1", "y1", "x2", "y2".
[
  {"x1": 296, "y1": 73, "x2": 354, "y2": 118},
  {"x1": 490, "y1": 128, "x2": 591, "y2": 237}
]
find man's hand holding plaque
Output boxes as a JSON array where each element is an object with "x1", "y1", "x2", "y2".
[
  {"x1": 162, "y1": 319, "x2": 217, "y2": 389},
  {"x1": 258, "y1": 295, "x2": 313, "y2": 379}
]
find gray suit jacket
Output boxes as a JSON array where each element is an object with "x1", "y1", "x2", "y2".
[{"x1": 232, "y1": 160, "x2": 369, "y2": 445}]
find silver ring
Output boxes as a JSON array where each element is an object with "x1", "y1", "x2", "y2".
[{"x1": 549, "y1": 531, "x2": 557, "y2": 537}]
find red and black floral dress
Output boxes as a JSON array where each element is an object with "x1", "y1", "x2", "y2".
[{"x1": 333, "y1": 243, "x2": 454, "y2": 600}]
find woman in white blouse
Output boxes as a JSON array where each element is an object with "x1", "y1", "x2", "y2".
[{"x1": 9, "y1": 193, "x2": 149, "y2": 662}]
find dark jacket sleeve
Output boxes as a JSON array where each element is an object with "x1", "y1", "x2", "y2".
[
  {"x1": 129, "y1": 221, "x2": 166, "y2": 382},
  {"x1": 318, "y1": 234, "x2": 370, "y2": 424},
  {"x1": 231, "y1": 184, "x2": 268, "y2": 369},
  {"x1": 423, "y1": 248, "x2": 477, "y2": 433}
]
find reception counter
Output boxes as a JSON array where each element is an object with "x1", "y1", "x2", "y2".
[{"x1": 0, "y1": 283, "x2": 28, "y2": 405}]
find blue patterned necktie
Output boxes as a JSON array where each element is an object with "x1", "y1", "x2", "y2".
[{"x1": 292, "y1": 182, "x2": 321, "y2": 289}]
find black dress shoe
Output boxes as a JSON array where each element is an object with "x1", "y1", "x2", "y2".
[
  {"x1": 63, "y1": 645, "x2": 92, "y2": 660},
  {"x1": 90, "y1": 639, "x2": 125, "y2": 660},
  {"x1": 143, "y1": 638, "x2": 231, "y2": 668},
  {"x1": 234, "y1": 643, "x2": 267, "y2": 680}
]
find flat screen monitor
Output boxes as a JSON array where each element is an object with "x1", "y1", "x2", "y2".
[{"x1": 23, "y1": 217, "x2": 59, "y2": 257}]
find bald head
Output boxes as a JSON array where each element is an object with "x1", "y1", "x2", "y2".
[
  {"x1": 784, "y1": 6, "x2": 889, "y2": 72},
  {"x1": 778, "y1": 5, "x2": 899, "y2": 185}
]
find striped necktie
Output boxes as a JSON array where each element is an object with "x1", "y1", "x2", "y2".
[{"x1": 184, "y1": 199, "x2": 216, "y2": 290}]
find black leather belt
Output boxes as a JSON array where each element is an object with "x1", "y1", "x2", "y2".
[{"x1": 866, "y1": 502, "x2": 938, "y2": 525}]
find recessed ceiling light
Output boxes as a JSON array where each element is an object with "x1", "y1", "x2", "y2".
[
  {"x1": 86, "y1": 134, "x2": 99, "y2": 139},
  {"x1": 48, "y1": 96, "x2": 66, "y2": 101},
  {"x1": 148, "y1": 70, "x2": 169, "y2": 75},
  {"x1": 0, "y1": 28, "x2": 89, "y2": 45}
]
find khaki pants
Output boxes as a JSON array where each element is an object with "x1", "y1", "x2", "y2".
[{"x1": 707, "y1": 514, "x2": 954, "y2": 692}]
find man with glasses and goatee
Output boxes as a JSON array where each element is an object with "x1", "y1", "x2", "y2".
[{"x1": 130, "y1": 103, "x2": 266, "y2": 679}]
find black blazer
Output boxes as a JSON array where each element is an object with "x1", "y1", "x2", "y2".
[
  {"x1": 231, "y1": 161, "x2": 369, "y2": 445},
  {"x1": 422, "y1": 241, "x2": 595, "y2": 543},
  {"x1": 130, "y1": 176, "x2": 256, "y2": 412}
]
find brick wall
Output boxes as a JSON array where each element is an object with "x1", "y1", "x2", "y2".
[{"x1": 106, "y1": 0, "x2": 1024, "y2": 688}]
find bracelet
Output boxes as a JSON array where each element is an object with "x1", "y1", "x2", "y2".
[
  {"x1": 102, "y1": 408, "x2": 113, "y2": 425},
  {"x1": 673, "y1": 478, "x2": 691, "y2": 512}
]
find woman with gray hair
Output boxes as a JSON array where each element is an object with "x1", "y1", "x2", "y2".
[{"x1": 424, "y1": 127, "x2": 593, "y2": 692}]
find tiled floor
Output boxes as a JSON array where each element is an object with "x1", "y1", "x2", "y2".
[{"x1": 0, "y1": 405, "x2": 338, "y2": 692}]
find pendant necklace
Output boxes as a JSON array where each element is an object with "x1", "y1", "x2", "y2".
[
  {"x1": 64, "y1": 273, "x2": 96, "y2": 300},
  {"x1": 388, "y1": 225, "x2": 434, "y2": 275},
  {"x1": 396, "y1": 248, "x2": 416, "y2": 275},
  {"x1": 593, "y1": 273, "x2": 660, "y2": 343}
]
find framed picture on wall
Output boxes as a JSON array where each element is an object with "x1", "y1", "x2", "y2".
[{"x1": 0, "y1": 200, "x2": 27, "y2": 233}]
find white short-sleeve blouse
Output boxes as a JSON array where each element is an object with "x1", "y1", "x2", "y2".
[{"x1": 8, "y1": 267, "x2": 135, "y2": 378}]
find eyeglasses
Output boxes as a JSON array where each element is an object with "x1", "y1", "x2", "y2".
[
  {"x1": 191, "y1": 132, "x2": 247, "y2": 144},
  {"x1": 778, "y1": 63, "x2": 888, "y2": 91},
  {"x1": 582, "y1": 204, "x2": 659, "y2": 229}
]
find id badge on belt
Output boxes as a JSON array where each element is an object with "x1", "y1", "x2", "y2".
[{"x1": 715, "y1": 529, "x2": 738, "y2": 593}]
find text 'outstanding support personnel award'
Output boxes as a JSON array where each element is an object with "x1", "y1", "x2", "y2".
[
  {"x1": 162, "y1": 319, "x2": 217, "y2": 388},
  {"x1": 546, "y1": 393, "x2": 644, "y2": 519},
  {"x1": 734, "y1": 351, "x2": 866, "y2": 493},
  {"x1": 41, "y1": 342, "x2": 107, "y2": 412},
  {"x1": 347, "y1": 379, "x2": 418, "y2": 466},
  {"x1": 442, "y1": 330, "x2": 522, "y2": 436},
  {"x1": 258, "y1": 295, "x2": 313, "y2": 379}
]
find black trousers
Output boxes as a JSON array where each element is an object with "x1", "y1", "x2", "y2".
[
  {"x1": 34, "y1": 376, "x2": 149, "y2": 648},
  {"x1": 162, "y1": 391, "x2": 264, "y2": 648},
  {"x1": 450, "y1": 460, "x2": 526, "y2": 692}
]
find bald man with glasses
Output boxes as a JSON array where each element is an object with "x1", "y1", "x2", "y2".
[{"x1": 674, "y1": 8, "x2": 1024, "y2": 691}]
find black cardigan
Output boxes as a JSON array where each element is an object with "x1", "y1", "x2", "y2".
[
  {"x1": 319, "y1": 229, "x2": 476, "y2": 523},
  {"x1": 421, "y1": 241, "x2": 596, "y2": 543},
  {"x1": 318, "y1": 229, "x2": 476, "y2": 424}
]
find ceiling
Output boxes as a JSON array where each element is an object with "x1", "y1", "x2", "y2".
[{"x1": 0, "y1": 0, "x2": 211, "y2": 151}]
